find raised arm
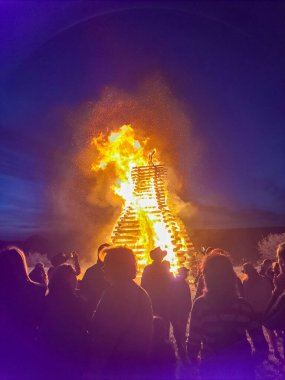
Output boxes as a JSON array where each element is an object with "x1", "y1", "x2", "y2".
[{"x1": 72, "y1": 253, "x2": 81, "y2": 276}]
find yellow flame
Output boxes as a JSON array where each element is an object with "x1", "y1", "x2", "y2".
[
  {"x1": 91, "y1": 125, "x2": 148, "y2": 199},
  {"x1": 91, "y1": 124, "x2": 190, "y2": 272}
]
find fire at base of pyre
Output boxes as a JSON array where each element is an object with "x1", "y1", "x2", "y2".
[{"x1": 90, "y1": 124, "x2": 196, "y2": 272}]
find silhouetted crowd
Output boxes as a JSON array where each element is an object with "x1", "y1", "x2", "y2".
[{"x1": 1, "y1": 243, "x2": 285, "y2": 380}]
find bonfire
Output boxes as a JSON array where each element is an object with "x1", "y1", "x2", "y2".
[{"x1": 91, "y1": 124, "x2": 195, "y2": 272}]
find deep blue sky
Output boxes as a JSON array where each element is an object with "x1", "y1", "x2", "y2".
[{"x1": 1, "y1": 1, "x2": 285, "y2": 240}]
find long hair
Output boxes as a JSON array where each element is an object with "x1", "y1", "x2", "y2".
[
  {"x1": 48, "y1": 264, "x2": 77, "y2": 295},
  {"x1": 0, "y1": 246, "x2": 30, "y2": 284},
  {"x1": 103, "y1": 247, "x2": 137, "y2": 281},
  {"x1": 202, "y1": 249, "x2": 237, "y2": 302}
]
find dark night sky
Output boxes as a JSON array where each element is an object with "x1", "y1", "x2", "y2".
[{"x1": 1, "y1": 1, "x2": 285, "y2": 240}]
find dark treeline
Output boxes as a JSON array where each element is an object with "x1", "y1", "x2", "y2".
[{"x1": 1, "y1": 243, "x2": 285, "y2": 380}]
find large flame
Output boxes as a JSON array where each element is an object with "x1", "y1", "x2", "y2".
[
  {"x1": 91, "y1": 124, "x2": 192, "y2": 271},
  {"x1": 91, "y1": 125, "x2": 149, "y2": 199}
]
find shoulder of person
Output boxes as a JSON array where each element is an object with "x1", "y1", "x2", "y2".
[
  {"x1": 276, "y1": 273, "x2": 285, "y2": 281},
  {"x1": 137, "y1": 283, "x2": 153, "y2": 301},
  {"x1": 84, "y1": 263, "x2": 98, "y2": 275},
  {"x1": 275, "y1": 291, "x2": 285, "y2": 304},
  {"x1": 125, "y1": 282, "x2": 153, "y2": 314},
  {"x1": 142, "y1": 264, "x2": 152, "y2": 273},
  {"x1": 99, "y1": 283, "x2": 133, "y2": 306}
]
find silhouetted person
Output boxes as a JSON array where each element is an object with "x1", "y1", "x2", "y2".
[
  {"x1": 90, "y1": 247, "x2": 153, "y2": 380},
  {"x1": 38, "y1": 264, "x2": 89, "y2": 379},
  {"x1": 266, "y1": 245, "x2": 285, "y2": 314},
  {"x1": 264, "y1": 243, "x2": 285, "y2": 354},
  {"x1": 170, "y1": 267, "x2": 192, "y2": 360},
  {"x1": 48, "y1": 251, "x2": 80, "y2": 281},
  {"x1": 194, "y1": 247, "x2": 213, "y2": 289},
  {"x1": 141, "y1": 247, "x2": 173, "y2": 331},
  {"x1": 29, "y1": 262, "x2": 48, "y2": 286},
  {"x1": 273, "y1": 245, "x2": 285, "y2": 295},
  {"x1": 272, "y1": 261, "x2": 280, "y2": 281},
  {"x1": 265, "y1": 292, "x2": 285, "y2": 330},
  {"x1": 0, "y1": 246, "x2": 46, "y2": 379},
  {"x1": 194, "y1": 248, "x2": 244, "y2": 300},
  {"x1": 259, "y1": 258, "x2": 273, "y2": 277},
  {"x1": 242, "y1": 262, "x2": 279, "y2": 357},
  {"x1": 259, "y1": 259, "x2": 278, "y2": 289},
  {"x1": 187, "y1": 249, "x2": 268, "y2": 380},
  {"x1": 261, "y1": 259, "x2": 276, "y2": 290},
  {"x1": 242, "y1": 262, "x2": 272, "y2": 319},
  {"x1": 80, "y1": 243, "x2": 110, "y2": 314},
  {"x1": 148, "y1": 316, "x2": 176, "y2": 380},
  {"x1": 265, "y1": 249, "x2": 285, "y2": 328}
]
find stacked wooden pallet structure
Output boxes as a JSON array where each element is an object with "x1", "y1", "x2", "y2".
[{"x1": 111, "y1": 163, "x2": 194, "y2": 271}]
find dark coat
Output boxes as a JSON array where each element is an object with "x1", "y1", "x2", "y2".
[
  {"x1": 38, "y1": 291, "x2": 89, "y2": 379},
  {"x1": 141, "y1": 261, "x2": 173, "y2": 321},
  {"x1": 0, "y1": 281, "x2": 45, "y2": 377},
  {"x1": 90, "y1": 280, "x2": 153, "y2": 378},
  {"x1": 80, "y1": 260, "x2": 109, "y2": 314}
]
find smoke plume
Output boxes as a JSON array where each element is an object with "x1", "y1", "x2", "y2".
[{"x1": 51, "y1": 77, "x2": 200, "y2": 262}]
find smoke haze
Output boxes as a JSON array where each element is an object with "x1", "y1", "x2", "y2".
[{"x1": 52, "y1": 77, "x2": 200, "y2": 262}]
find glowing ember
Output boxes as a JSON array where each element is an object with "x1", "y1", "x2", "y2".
[{"x1": 91, "y1": 124, "x2": 194, "y2": 272}]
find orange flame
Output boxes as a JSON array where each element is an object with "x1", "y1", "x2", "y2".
[
  {"x1": 91, "y1": 125, "x2": 149, "y2": 199},
  {"x1": 91, "y1": 124, "x2": 192, "y2": 271}
]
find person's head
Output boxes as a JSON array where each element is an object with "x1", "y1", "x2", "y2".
[
  {"x1": 35, "y1": 262, "x2": 45, "y2": 271},
  {"x1": 277, "y1": 243, "x2": 285, "y2": 273},
  {"x1": 48, "y1": 264, "x2": 77, "y2": 295},
  {"x1": 0, "y1": 246, "x2": 30, "y2": 285},
  {"x1": 103, "y1": 247, "x2": 136, "y2": 284},
  {"x1": 150, "y1": 247, "x2": 167, "y2": 263},
  {"x1": 202, "y1": 249, "x2": 237, "y2": 299},
  {"x1": 50, "y1": 252, "x2": 68, "y2": 267},
  {"x1": 242, "y1": 262, "x2": 257, "y2": 277},
  {"x1": 97, "y1": 243, "x2": 111, "y2": 263}
]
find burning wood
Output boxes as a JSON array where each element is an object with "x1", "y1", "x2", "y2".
[{"x1": 91, "y1": 124, "x2": 195, "y2": 272}]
